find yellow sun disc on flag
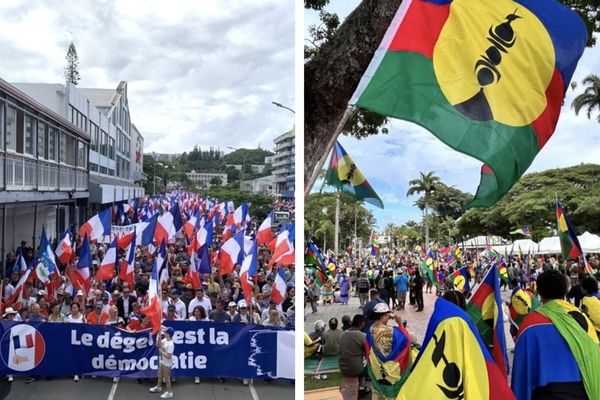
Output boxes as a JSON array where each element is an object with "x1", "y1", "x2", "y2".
[
  {"x1": 337, "y1": 155, "x2": 366, "y2": 186},
  {"x1": 453, "y1": 275, "x2": 466, "y2": 291},
  {"x1": 433, "y1": 0, "x2": 555, "y2": 126},
  {"x1": 511, "y1": 289, "x2": 532, "y2": 315}
]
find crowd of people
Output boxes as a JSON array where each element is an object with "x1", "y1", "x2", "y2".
[
  {"x1": 1, "y1": 194, "x2": 295, "y2": 387},
  {"x1": 304, "y1": 247, "x2": 600, "y2": 400}
]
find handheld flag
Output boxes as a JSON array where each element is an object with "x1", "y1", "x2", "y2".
[
  {"x1": 325, "y1": 141, "x2": 383, "y2": 208},
  {"x1": 555, "y1": 200, "x2": 592, "y2": 273},
  {"x1": 256, "y1": 211, "x2": 274, "y2": 245},
  {"x1": 55, "y1": 227, "x2": 74, "y2": 265},
  {"x1": 218, "y1": 230, "x2": 244, "y2": 276},
  {"x1": 397, "y1": 298, "x2": 515, "y2": 399},
  {"x1": 271, "y1": 267, "x2": 287, "y2": 304},
  {"x1": 96, "y1": 239, "x2": 117, "y2": 281},
  {"x1": 466, "y1": 265, "x2": 509, "y2": 375},
  {"x1": 510, "y1": 227, "x2": 531, "y2": 237},
  {"x1": 79, "y1": 208, "x2": 111, "y2": 241},
  {"x1": 450, "y1": 266, "x2": 471, "y2": 293},
  {"x1": 71, "y1": 234, "x2": 91, "y2": 293},
  {"x1": 140, "y1": 250, "x2": 163, "y2": 335},
  {"x1": 370, "y1": 231, "x2": 380, "y2": 256},
  {"x1": 119, "y1": 233, "x2": 136, "y2": 287},
  {"x1": 36, "y1": 226, "x2": 58, "y2": 285},
  {"x1": 350, "y1": 0, "x2": 587, "y2": 208},
  {"x1": 240, "y1": 242, "x2": 258, "y2": 303}
]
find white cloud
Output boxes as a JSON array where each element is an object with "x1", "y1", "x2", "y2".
[{"x1": 0, "y1": 0, "x2": 295, "y2": 153}]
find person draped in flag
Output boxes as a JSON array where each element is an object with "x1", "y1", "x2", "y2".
[
  {"x1": 365, "y1": 302, "x2": 412, "y2": 400},
  {"x1": 512, "y1": 269, "x2": 600, "y2": 400}
]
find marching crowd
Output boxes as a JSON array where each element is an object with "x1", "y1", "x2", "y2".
[{"x1": 1, "y1": 195, "x2": 295, "y2": 384}]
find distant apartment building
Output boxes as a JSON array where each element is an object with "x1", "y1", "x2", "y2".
[
  {"x1": 264, "y1": 155, "x2": 274, "y2": 165},
  {"x1": 0, "y1": 78, "x2": 90, "y2": 257},
  {"x1": 13, "y1": 81, "x2": 144, "y2": 213},
  {"x1": 240, "y1": 175, "x2": 275, "y2": 196},
  {"x1": 185, "y1": 170, "x2": 227, "y2": 189},
  {"x1": 272, "y1": 129, "x2": 294, "y2": 197},
  {"x1": 147, "y1": 152, "x2": 180, "y2": 162}
]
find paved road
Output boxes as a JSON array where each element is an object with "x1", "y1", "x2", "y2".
[{"x1": 0, "y1": 376, "x2": 293, "y2": 400}]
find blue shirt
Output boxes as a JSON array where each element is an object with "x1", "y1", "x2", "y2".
[{"x1": 394, "y1": 274, "x2": 409, "y2": 292}]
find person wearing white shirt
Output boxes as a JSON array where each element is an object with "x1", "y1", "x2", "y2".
[
  {"x1": 3, "y1": 279, "x2": 14, "y2": 302},
  {"x1": 162, "y1": 289, "x2": 186, "y2": 320},
  {"x1": 187, "y1": 288, "x2": 212, "y2": 316}
]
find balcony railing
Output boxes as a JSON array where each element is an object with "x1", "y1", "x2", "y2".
[{"x1": 2, "y1": 153, "x2": 88, "y2": 192}]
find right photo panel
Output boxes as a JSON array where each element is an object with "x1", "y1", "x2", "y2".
[{"x1": 304, "y1": 0, "x2": 600, "y2": 399}]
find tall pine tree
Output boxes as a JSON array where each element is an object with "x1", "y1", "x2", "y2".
[{"x1": 64, "y1": 42, "x2": 81, "y2": 85}]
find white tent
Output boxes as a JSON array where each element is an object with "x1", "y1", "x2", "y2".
[
  {"x1": 488, "y1": 239, "x2": 538, "y2": 256},
  {"x1": 536, "y1": 231, "x2": 600, "y2": 254},
  {"x1": 459, "y1": 235, "x2": 508, "y2": 250}
]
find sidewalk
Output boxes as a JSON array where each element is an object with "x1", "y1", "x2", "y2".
[{"x1": 304, "y1": 387, "x2": 342, "y2": 400}]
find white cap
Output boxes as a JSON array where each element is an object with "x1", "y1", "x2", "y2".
[
  {"x1": 228, "y1": 301, "x2": 237, "y2": 308},
  {"x1": 373, "y1": 302, "x2": 391, "y2": 314},
  {"x1": 238, "y1": 300, "x2": 247, "y2": 308},
  {"x1": 3, "y1": 307, "x2": 17, "y2": 317}
]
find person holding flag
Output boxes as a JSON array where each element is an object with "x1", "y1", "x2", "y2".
[{"x1": 149, "y1": 326, "x2": 175, "y2": 399}]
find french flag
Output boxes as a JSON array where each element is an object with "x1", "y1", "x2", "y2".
[
  {"x1": 256, "y1": 211, "x2": 274, "y2": 245},
  {"x1": 72, "y1": 234, "x2": 91, "y2": 293},
  {"x1": 55, "y1": 227, "x2": 74, "y2": 266},
  {"x1": 198, "y1": 245, "x2": 211, "y2": 275},
  {"x1": 119, "y1": 231, "x2": 136, "y2": 287},
  {"x1": 240, "y1": 242, "x2": 257, "y2": 303},
  {"x1": 222, "y1": 223, "x2": 236, "y2": 242},
  {"x1": 14, "y1": 253, "x2": 27, "y2": 275},
  {"x1": 96, "y1": 239, "x2": 117, "y2": 281},
  {"x1": 184, "y1": 248, "x2": 201, "y2": 289},
  {"x1": 218, "y1": 230, "x2": 244, "y2": 276},
  {"x1": 197, "y1": 220, "x2": 213, "y2": 249},
  {"x1": 154, "y1": 202, "x2": 183, "y2": 245},
  {"x1": 183, "y1": 208, "x2": 200, "y2": 238},
  {"x1": 157, "y1": 241, "x2": 169, "y2": 287},
  {"x1": 232, "y1": 202, "x2": 248, "y2": 226},
  {"x1": 5, "y1": 267, "x2": 32, "y2": 310},
  {"x1": 271, "y1": 267, "x2": 287, "y2": 304},
  {"x1": 79, "y1": 208, "x2": 112, "y2": 242},
  {"x1": 13, "y1": 333, "x2": 34, "y2": 350},
  {"x1": 269, "y1": 222, "x2": 295, "y2": 267},
  {"x1": 140, "y1": 249, "x2": 162, "y2": 334}
]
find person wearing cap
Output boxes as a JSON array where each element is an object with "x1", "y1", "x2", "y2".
[
  {"x1": 86, "y1": 301, "x2": 109, "y2": 325},
  {"x1": 165, "y1": 304, "x2": 178, "y2": 321},
  {"x1": 188, "y1": 288, "x2": 212, "y2": 316},
  {"x1": 226, "y1": 302, "x2": 238, "y2": 320},
  {"x1": 233, "y1": 301, "x2": 252, "y2": 324},
  {"x1": 149, "y1": 327, "x2": 175, "y2": 398},
  {"x1": 366, "y1": 303, "x2": 411, "y2": 400},
  {"x1": 163, "y1": 288, "x2": 186, "y2": 320}
]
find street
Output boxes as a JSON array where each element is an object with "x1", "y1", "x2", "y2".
[{"x1": 0, "y1": 376, "x2": 293, "y2": 400}]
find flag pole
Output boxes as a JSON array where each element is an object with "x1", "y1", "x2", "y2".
[
  {"x1": 304, "y1": 107, "x2": 357, "y2": 200},
  {"x1": 334, "y1": 191, "x2": 340, "y2": 257}
]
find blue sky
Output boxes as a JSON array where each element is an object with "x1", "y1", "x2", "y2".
[{"x1": 306, "y1": 1, "x2": 600, "y2": 229}]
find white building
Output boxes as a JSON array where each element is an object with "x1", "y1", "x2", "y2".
[
  {"x1": 240, "y1": 175, "x2": 275, "y2": 195},
  {"x1": 186, "y1": 170, "x2": 227, "y2": 189},
  {"x1": 0, "y1": 78, "x2": 90, "y2": 264},
  {"x1": 226, "y1": 164, "x2": 266, "y2": 173},
  {"x1": 13, "y1": 81, "x2": 144, "y2": 212},
  {"x1": 272, "y1": 129, "x2": 294, "y2": 197}
]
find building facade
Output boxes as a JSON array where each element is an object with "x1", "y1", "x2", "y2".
[
  {"x1": 226, "y1": 164, "x2": 266, "y2": 173},
  {"x1": 240, "y1": 175, "x2": 275, "y2": 196},
  {"x1": 272, "y1": 129, "x2": 294, "y2": 197},
  {"x1": 0, "y1": 78, "x2": 90, "y2": 269},
  {"x1": 185, "y1": 170, "x2": 228, "y2": 189},
  {"x1": 13, "y1": 81, "x2": 144, "y2": 213}
]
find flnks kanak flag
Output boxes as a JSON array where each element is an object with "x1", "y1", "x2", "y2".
[
  {"x1": 350, "y1": 0, "x2": 587, "y2": 208},
  {"x1": 466, "y1": 265, "x2": 509, "y2": 375},
  {"x1": 397, "y1": 298, "x2": 515, "y2": 400},
  {"x1": 325, "y1": 141, "x2": 383, "y2": 209},
  {"x1": 79, "y1": 208, "x2": 111, "y2": 241}
]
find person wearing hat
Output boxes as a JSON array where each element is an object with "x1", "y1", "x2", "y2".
[
  {"x1": 3, "y1": 307, "x2": 20, "y2": 321},
  {"x1": 150, "y1": 326, "x2": 175, "y2": 398},
  {"x1": 366, "y1": 303, "x2": 411, "y2": 400},
  {"x1": 226, "y1": 302, "x2": 238, "y2": 320},
  {"x1": 162, "y1": 288, "x2": 186, "y2": 320},
  {"x1": 86, "y1": 301, "x2": 109, "y2": 325},
  {"x1": 233, "y1": 301, "x2": 252, "y2": 324},
  {"x1": 165, "y1": 304, "x2": 178, "y2": 321}
]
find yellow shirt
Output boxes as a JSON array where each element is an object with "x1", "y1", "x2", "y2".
[{"x1": 581, "y1": 295, "x2": 600, "y2": 335}]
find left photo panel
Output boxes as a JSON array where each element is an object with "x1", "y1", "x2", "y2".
[{"x1": 0, "y1": 1, "x2": 296, "y2": 399}]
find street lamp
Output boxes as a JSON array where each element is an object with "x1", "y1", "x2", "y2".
[
  {"x1": 227, "y1": 146, "x2": 251, "y2": 190},
  {"x1": 271, "y1": 101, "x2": 295, "y2": 114},
  {"x1": 152, "y1": 151, "x2": 156, "y2": 195}
]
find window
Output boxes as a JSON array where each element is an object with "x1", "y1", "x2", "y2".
[
  {"x1": 99, "y1": 166, "x2": 107, "y2": 174},
  {"x1": 48, "y1": 127, "x2": 57, "y2": 161},
  {"x1": 109, "y1": 137, "x2": 115, "y2": 159},
  {"x1": 101, "y1": 131, "x2": 108, "y2": 157},
  {"x1": 77, "y1": 141, "x2": 87, "y2": 167},
  {"x1": 90, "y1": 123, "x2": 99, "y2": 152},
  {"x1": 24, "y1": 114, "x2": 35, "y2": 156},
  {"x1": 5, "y1": 106, "x2": 16, "y2": 151},
  {"x1": 90, "y1": 162, "x2": 98, "y2": 172},
  {"x1": 59, "y1": 132, "x2": 66, "y2": 163},
  {"x1": 37, "y1": 121, "x2": 46, "y2": 158},
  {"x1": 0, "y1": 103, "x2": 4, "y2": 151}
]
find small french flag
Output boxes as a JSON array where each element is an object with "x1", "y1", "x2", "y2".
[
  {"x1": 271, "y1": 267, "x2": 287, "y2": 304},
  {"x1": 13, "y1": 333, "x2": 34, "y2": 350}
]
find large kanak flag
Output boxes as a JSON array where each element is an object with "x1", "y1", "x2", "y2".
[{"x1": 350, "y1": 0, "x2": 587, "y2": 207}]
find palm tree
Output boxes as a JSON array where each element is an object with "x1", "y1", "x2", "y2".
[
  {"x1": 572, "y1": 74, "x2": 600, "y2": 122},
  {"x1": 406, "y1": 171, "x2": 441, "y2": 249}
]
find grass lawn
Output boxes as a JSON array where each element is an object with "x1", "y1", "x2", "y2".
[{"x1": 304, "y1": 372, "x2": 342, "y2": 391}]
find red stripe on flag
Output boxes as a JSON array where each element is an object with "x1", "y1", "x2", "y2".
[
  {"x1": 388, "y1": 1, "x2": 450, "y2": 58},
  {"x1": 25, "y1": 333, "x2": 34, "y2": 348},
  {"x1": 532, "y1": 69, "x2": 564, "y2": 149},
  {"x1": 469, "y1": 282, "x2": 493, "y2": 308}
]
